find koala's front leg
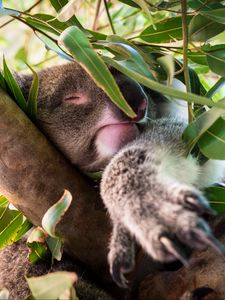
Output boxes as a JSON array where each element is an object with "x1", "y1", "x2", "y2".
[
  {"x1": 101, "y1": 144, "x2": 225, "y2": 287},
  {"x1": 108, "y1": 223, "x2": 135, "y2": 287}
]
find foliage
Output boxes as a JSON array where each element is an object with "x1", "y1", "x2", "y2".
[{"x1": 1, "y1": 0, "x2": 225, "y2": 298}]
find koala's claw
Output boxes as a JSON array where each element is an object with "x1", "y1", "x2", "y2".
[
  {"x1": 184, "y1": 193, "x2": 216, "y2": 216},
  {"x1": 111, "y1": 260, "x2": 129, "y2": 288},
  {"x1": 160, "y1": 236, "x2": 188, "y2": 266}
]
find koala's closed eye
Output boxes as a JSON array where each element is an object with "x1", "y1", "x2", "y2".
[{"x1": 63, "y1": 92, "x2": 89, "y2": 105}]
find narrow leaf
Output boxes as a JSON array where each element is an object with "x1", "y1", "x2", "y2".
[
  {"x1": 205, "y1": 186, "x2": 225, "y2": 214},
  {"x1": 198, "y1": 117, "x2": 225, "y2": 160},
  {"x1": 0, "y1": 210, "x2": 23, "y2": 249},
  {"x1": 139, "y1": 16, "x2": 192, "y2": 43},
  {"x1": 3, "y1": 58, "x2": 27, "y2": 112},
  {"x1": 47, "y1": 236, "x2": 63, "y2": 262},
  {"x1": 102, "y1": 56, "x2": 225, "y2": 109},
  {"x1": 189, "y1": 14, "x2": 225, "y2": 42},
  {"x1": 42, "y1": 190, "x2": 72, "y2": 237},
  {"x1": 27, "y1": 227, "x2": 48, "y2": 263},
  {"x1": 0, "y1": 196, "x2": 8, "y2": 208},
  {"x1": 50, "y1": 0, "x2": 83, "y2": 28},
  {"x1": 182, "y1": 98, "x2": 225, "y2": 153},
  {"x1": 57, "y1": 0, "x2": 77, "y2": 22},
  {"x1": 26, "y1": 64, "x2": 39, "y2": 121},
  {"x1": 59, "y1": 26, "x2": 136, "y2": 117}
]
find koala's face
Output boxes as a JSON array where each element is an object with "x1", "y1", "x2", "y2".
[{"x1": 35, "y1": 63, "x2": 148, "y2": 172}]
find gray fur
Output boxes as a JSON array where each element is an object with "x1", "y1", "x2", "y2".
[{"x1": 101, "y1": 118, "x2": 225, "y2": 287}]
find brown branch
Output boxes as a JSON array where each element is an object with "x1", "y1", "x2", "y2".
[{"x1": 0, "y1": 89, "x2": 111, "y2": 282}]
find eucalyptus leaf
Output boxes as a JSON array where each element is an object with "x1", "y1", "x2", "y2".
[
  {"x1": 47, "y1": 236, "x2": 63, "y2": 262},
  {"x1": 50, "y1": 0, "x2": 83, "y2": 28},
  {"x1": 182, "y1": 99, "x2": 225, "y2": 153},
  {"x1": 26, "y1": 64, "x2": 39, "y2": 122},
  {"x1": 59, "y1": 26, "x2": 136, "y2": 117},
  {"x1": 198, "y1": 117, "x2": 225, "y2": 160},
  {"x1": 3, "y1": 58, "x2": 27, "y2": 112},
  {"x1": 204, "y1": 186, "x2": 225, "y2": 214},
  {"x1": 25, "y1": 17, "x2": 60, "y2": 39},
  {"x1": 139, "y1": 16, "x2": 192, "y2": 43},
  {"x1": 206, "y1": 45, "x2": 225, "y2": 77},
  {"x1": 201, "y1": 8, "x2": 225, "y2": 25},
  {"x1": 189, "y1": 14, "x2": 225, "y2": 42},
  {"x1": 0, "y1": 196, "x2": 8, "y2": 208},
  {"x1": 42, "y1": 190, "x2": 72, "y2": 237},
  {"x1": 27, "y1": 227, "x2": 48, "y2": 263},
  {"x1": 57, "y1": 0, "x2": 77, "y2": 22},
  {"x1": 36, "y1": 33, "x2": 73, "y2": 61},
  {"x1": 26, "y1": 272, "x2": 77, "y2": 300},
  {"x1": 0, "y1": 209, "x2": 23, "y2": 249},
  {"x1": 102, "y1": 56, "x2": 225, "y2": 109}
]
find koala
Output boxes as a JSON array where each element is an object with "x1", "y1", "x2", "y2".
[{"x1": 0, "y1": 62, "x2": 225, "y2": 299}]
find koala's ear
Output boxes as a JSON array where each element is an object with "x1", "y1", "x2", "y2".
[{"x1": 15, "y1": 73, "x2": 33, "y2": 100}]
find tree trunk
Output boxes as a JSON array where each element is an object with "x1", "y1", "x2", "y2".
[{"x1": 0, "y1": 89, "x2": 111, "y2": 281}]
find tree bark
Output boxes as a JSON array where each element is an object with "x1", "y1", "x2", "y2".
[{"x1": 0, "y1": 89, "x2": 111, "y2": 281}]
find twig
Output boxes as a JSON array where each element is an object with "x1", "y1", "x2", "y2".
[
  {"x1": 103, "y1": 0, "x2": 116, "y2": 34},
  {"x1": 181, "y1": 0, "x2": 193, "y2": 123},
  {"x1": 92, "y1": 0, "x2": 102, "y2": 31},
  {"x1": 0, "y1": 0, "x2": 42, "y2": 29}
]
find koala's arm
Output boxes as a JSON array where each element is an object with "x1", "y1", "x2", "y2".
[{"x1": 101, "y1": 118, "x2": 225, "y2": 287}]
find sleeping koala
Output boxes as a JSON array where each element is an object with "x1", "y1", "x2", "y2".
[{"x1": 0, "y1": 62, "x2": 224, "y2": 299}]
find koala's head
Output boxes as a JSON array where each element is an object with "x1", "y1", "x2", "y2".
[{"x1": 19, "y1": 62, "x2": 149, "y2": 172}]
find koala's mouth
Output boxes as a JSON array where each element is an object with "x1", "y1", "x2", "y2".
[{"x1": 95, "y1": 122, "x2": 139, "y2": 158}]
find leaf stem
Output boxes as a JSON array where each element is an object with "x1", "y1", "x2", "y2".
[
  {"x1": 103, "y1": 0, "x2": 116, "y2": 34},
  {"x1": 92, "y1": 0, "x2": 102, "y2": 31},
  {"x1": 0, "y1": 0, "x2": 42, "y2": 29},
  {"x1": 181, "y1": 0, "x2": 193, "y2": 123}
]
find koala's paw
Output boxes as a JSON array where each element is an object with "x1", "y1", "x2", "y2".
[
  {"x1": 128, "y1": 187, "x2": 225, "y2": 265},
  {"x1": 108, "y1": 225, "x2": 135, "y2": 288}
]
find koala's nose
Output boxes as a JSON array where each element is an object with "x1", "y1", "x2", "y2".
[{"x1": 131, "y1": 98, "x2": 147, "y2": 122}]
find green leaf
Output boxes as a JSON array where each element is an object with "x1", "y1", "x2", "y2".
[
  {"x1": 189, "y1": 14, "x2": 225, "y2": 42},
  {"x1": 3, "y1": 58, "x2": 27, "y2": 112},
  {"x1": 202, "y1": 8, "x2": 225, "y2": 25},
  {"x1": 139, "y1": 16, "x2": 192, "y2": 43},
  {"x1": 205, "y1": 78, "x2": 225, "y2": 99},
  {"x1": 25, "y1": 17, "x2": 60, "y2": 38},
  {"x1": 106, "y1": 36, "x2": 155, "y2": 79},
  {"x1": 47, "y1": 236, "x2": 63, "y2": 262},
  {"x1": 59, "y1": 26, "x2": 136, "y2": 118},
  {"x1": 14, "y1": 219, "x2": 33, "y2": 242},
  {"x1": 26, "y1": 64, "x2": 39, "y2": 121},
  {"x1": 36, "y1": 32, "x2": 73, "y2": 61},
  {"x1": 182, "y1": 100, "x2": 225, "y2": 153},
  {"x1": 102, "y1": 56, "x2": 225, "y2": 109},
  {"x1": 0, "y1": 196, "x2": 8, "y2": 208},
  {"x1": 27, "y1": 227, "x2": 48, "y2": 263},
  {"x1": 157, "y1": 55, "x2": 174, "y2": 85},
  {"x1": 33, "y1": 13, "x2": 68, "y2": 31},
  {"x1": 205, "y1": 44, "x2": 225, "y2": 77},
  {"x1": 50, "y1": 0, "x2": 83, "y2": 28},
  {"x1": 188, "y1": 52, "x2": 207, "y2": 66},
  {"x1": 198, "y1": 117, "x2": 225, "y2": 160},
  {"x1": 0, "y1": 70, "x2": 6, "y2": 90},
  {"x1": 0, "y1": 208, "x2": 23, "y2": 249},
  {"x1": 0, "y1": 7, "x2": 20, "y2": 17},
  {"x1": 117, "y1": 0, "x2": 140, "y2": 8},
  {"x1": 0, "y1": 288, "x2": 9, "y2": 300},
  {"x1": 26, "y1": 272, "x2": 78, "y2": 300},
  {"x1": 57, "y1": 0, "x2": 77, "y2": 22},
  {"x1": 42, "y1": 190, "x2": 72, "y2": 237},
  {"x1": 204, "y1": 186, "x2": 225, "y2": 214}
]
